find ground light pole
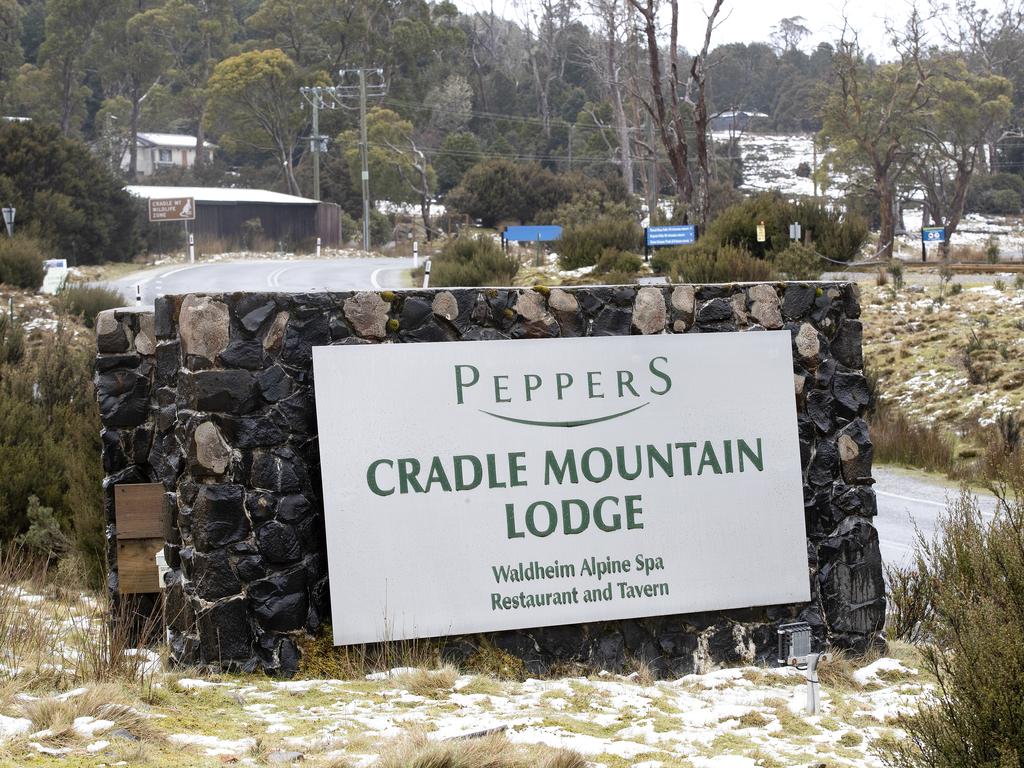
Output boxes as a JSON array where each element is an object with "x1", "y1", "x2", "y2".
[{"x1": 336, "y1": 68, "x2": 387, "y2": 251}]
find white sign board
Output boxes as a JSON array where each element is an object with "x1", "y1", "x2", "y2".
[{"x1": 314, "y1": 332, "x2": 809, "y2": 646}]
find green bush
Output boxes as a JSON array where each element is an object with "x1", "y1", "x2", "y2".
[
  {"x1": 772, "y1": 243, "x2": 822, "y2": 281},
  {"x1": 965, "y1": 172, "x2": 1024, "y2": 215},
  {"x1": 430, "y1": 236, "x2": 520, "y2": 287},
  {"x1": 652, "y1": 244, "x2": 774, "y2": 283},
  {"x1": 0, "y1": 328, "x2": 104, "y2": 586},
  {"x1": 593, "y1": 249, "x2": 643, "y2": 275},
  {"x1": 446, "y1": 159, "x2": 584, "y2": 227},
  {"x1": 0, "y1": 236, "x2": 47, "y2": 289},
  {"x1": 704, "y1": 192, "x2": 867, "y2": 262},
  {"x1": 882, "y1": 454, "x2": 1024, "y2": 768},
  {"x1": 559, "y1": 217, "x2": 643, "y2": 270},
  {"x1": 59, "y1": 284, "x2": 125, "y2": 328}
]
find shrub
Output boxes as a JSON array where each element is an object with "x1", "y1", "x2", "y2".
[
  {"x1": 430, "y1": 236, "x2": 519, "y2": 287},
  {"x1": 0, "y1": 235, "x2": 47, "y2": 289},
  {"x1": 704, "y1": 192, "x2": 867, "y2": 262},
  {"x1": 593, "y1": 248, "x2": 643, "y2": 275},
  {"x1": 965, "y1": 172, "x2": 1024, "y2": 215},
  {"x1": 59, "y1": 284, "x2": 125, "y2": 328},
  {"x1": 240, "y1": 218, "x2": 265, "y2": 250},
  {"x1": 882, "y1": 455, "x2": 1024, "y2": 768},
  {"x1": 447, "y1": 159, "x2": 576, "y2": 227},
  {"x1": 772, "y1": 242, "x2": 822, "y2": 281},
  {"x1": 559, "y1": 217, "x2": 643, "y2": 270},
  {"x1": 652, "y1": 243, "x2": 774, "y2": 283}
]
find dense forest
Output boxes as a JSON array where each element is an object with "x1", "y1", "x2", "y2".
[{"x1": 2, "y1": 0, "x2": 1024, "y2": 260}]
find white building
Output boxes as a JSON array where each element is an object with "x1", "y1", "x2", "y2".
[{"x1": 123, "y1": 132, "x2": 216, "y2": 177}]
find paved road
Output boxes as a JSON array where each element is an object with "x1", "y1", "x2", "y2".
[
  {"x1": 873, "y1": 465, "x2": 999, "y2": 570},
  {"x1": 108, "y1": 257, "x2": 414, "y2": 304}
]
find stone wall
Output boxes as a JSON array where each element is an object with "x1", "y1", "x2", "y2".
[{"x1": 95, "y1": 282, "x2": 885, "y2": 676}]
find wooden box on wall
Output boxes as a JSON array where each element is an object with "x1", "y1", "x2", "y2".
[{"x1": 114, "y1": 484, "x2": 168, "y2": 594}]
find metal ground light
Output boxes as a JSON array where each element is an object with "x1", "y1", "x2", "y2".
[{"x1": 778, "y1": 621, "x2": 830, "y2": 715}]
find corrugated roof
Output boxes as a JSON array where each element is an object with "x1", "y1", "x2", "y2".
[
  {"x1": 126, "y1": 185, "x2": 319, "y2": 205},
  {"x1": 137, "y1": 132, "x2": 215, "y2": 148}
]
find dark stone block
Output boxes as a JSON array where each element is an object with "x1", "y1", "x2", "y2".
[
  {"x1": 403, "y1": 319, "x2": 452, "y2": 342},
  {"x1": 156, "y1": 342, "x2": 180, "y2": 383},
  {"x1": 837, "y1": 418, "x2": 873, "y2": 483},
  {"x1": 281, "y1": 315, "x2": 330, "y2": 369},
  {"x1": 806, "y1": 390, "x2": 833, "y2": 433},
  {"x1": 257, "y1": 366, "x2": 293, "y2": 403},
  {"x1": 234, "y1": 555, "x2": 268, "y2": 582},
  {"x1": 251, "y1": 449, "x2": 307, "y2": 493},
  {"x1": 783, "y1": 285, "x2": 816, "y2": 320},
  {"x1": 192, "y1": 484, "x2": 250, "y2": 550},
  {"x1": 400, "y1": 297, "x2": 432, "y2": 329},
  {"x1": 97, "y1": 319, "x2": 129, "y2": 353},
  {"x1": 192, "y1": 370, "x2": 257, "y2": 413},
  {"x1": 808, "y1": 438, "x2": 838, "y2": 487},
  {"x1": 832, "y1": 484, "x2": 877, "y2": 521},
  {"x1": 696, "y1": 298, "x2": 733, "y2": 324},
  {"x1": 257, "y1": 520, "x2": 302, "y2": 564},
  {"x1": 831, "y1": 320, "x2": 863, "y2": 370},
  {"x1": 164, "y1": 575, "x2": 195, "y2": 633},
  {"x1": 198, "y1": 598, "x2": 253, "y2": 663},
  {"x1": 276, "y1": 392, "x2": 316, "y2": 436},
  {"x1": 277, "y1": 494, "x2": 313, "y2": 524},
  {"x1": 219, "y1": 340, "x2": 267, "y2": 370},
  {"x1": 154, "y1": 296, "x2": 175, "y2": 339},
  {"x1": 278, "y1": 637, "x2": 300, "y2": 677},
  {"x1": 96, "y1": 353, "x2": 142, "y2": 373},
  {"x1": 193, "y1": 549, "x2": 243, "y2": 601},
  {"x1": 833, "y1": 369, "x2": 871, "y2": 415},
  {"x1": 215, "y1": 411, "x2": 288, "y2": 448},
  {"x1": 97, "y1": 370, "x2": 151, "y2": 428},
  {"x1": 461, "y1": 326, "x2": 508, "y2": 341},
  {"x1": 817, "y1": 516, "x2": 885, "y2": 639},
  {"x1": 592, "y1": 306, "x2": 632, "y2": 336},
  {"x1": 239, "y1": 300, "x2": 277, "y2": 333},
  {"x1": 814, "y1": 358, "x2": 836, "y2": 388},
  {"x1": 249, "y1": 568, "x2": 308, "y2": 632},
  {"x1": 245, "y1": 491, "x2": 278, "y2": 524}
]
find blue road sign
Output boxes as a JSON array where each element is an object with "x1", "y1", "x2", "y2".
[
  {"x1": 503, "y1": 225, "x2": 562, "y2": 242},
  {"x1": 921, "y1": 226, "x2": 945, "y2": 243},
  {"x1": 646, "y1": 225, "x2": 697, "y2": 247}
]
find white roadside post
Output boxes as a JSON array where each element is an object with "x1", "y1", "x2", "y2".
[
  {"x1": 136, "y1": 285, "x2": 142, "y2": 305},
  {"x1": 188, "y1": 231, "x2": 195, "y2": 264},
  {"x1": 412, "y1": 240, "x2": 419, "y2": 268},
  {"x1": 316, "y1": 236, "x2": 322, "y2": 259},
  {"x1": 1, "y1": 207, "x2": 14, "y2": 237},
  {"x1": 422, "y1": 259, "x2": 431, "y2": 288}
]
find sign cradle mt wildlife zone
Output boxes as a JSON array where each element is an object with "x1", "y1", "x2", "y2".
[{"x1": 313, "y1": 332, "x2": 809, "y2": 646}]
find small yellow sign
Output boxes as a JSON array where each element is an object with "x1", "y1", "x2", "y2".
[{"x1": 756, "y1": 221, "x2": 766, "y2": 243}]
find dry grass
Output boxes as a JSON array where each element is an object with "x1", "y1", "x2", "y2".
[
  {"x1": 817, "y1": 647, "x2": 875, "y2": 691},
  {"x1": 296, "y1": 628, "x2": 445, "y2": 680},
  {"x1": 19, "y1": 683, "x2": 160, "y2": 744},
  {"x1": 372, "y1": 728, "x2": 587, "y2": 768},
  {"x1": 623, "y1": 656, "x2": 656, "y2": 686},
  {"x1": 868, "y1": 402, "x2": 959, "y2": 477},
  {"x1": 394, "y1": 664, "x2": 460, "y2": 698}
]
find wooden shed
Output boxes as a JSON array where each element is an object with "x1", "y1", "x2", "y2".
[{"x1": 127, "y1": 185, "x2": 343, "y2": 249}]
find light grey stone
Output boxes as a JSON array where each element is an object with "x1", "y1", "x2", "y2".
[
  {"x1": 96, "y1": 309, "x2": 130, "y2": 353},
  {"x1": 794, "y1": 373, "x2": 805, "y2": 395},
  {"x1": 134, "y1": 312, "x2": 156, "y2": 356},
  {"x1": 343, "y1": 292, "x2": 390, "y2": 340},
  {"x1": 179, "y1": 295, "x2": 229, "y2": 362},
  {"x1": 548, "y1": 288, "x2": 578, "y2": 314},
  {"x1": 263, "y1": 311, "x2": 289, "y2": 352},
  {"x1": 633, "y1": 287, "x2": 667, "y2": 334},
  {"x1": 671, "y1": 285, "x2": 695, "y2": 315},
  {"x1": 730, "y1": 293, "x2": 748, "y2": 325},
  {"x1": 514, "y1": 290, "x2": 548, "y2": 322},
  {"x1": 431, "y1": 291, "x2": 458, "y2": 321},
  {"x1": 748, "y1": 284, "x2": 783, "y2": 329},
  {"x1": 194, "y1": 421, "x2": 230, "y2": 474},
  {"x1": 795, "y1": 323, "x2": 821, "y2": 363}
]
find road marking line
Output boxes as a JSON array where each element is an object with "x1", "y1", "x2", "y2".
[
  {"x1": 874, "y1": 490, "x2": 947, "y2": 508},
  {"x1": 371, "y1": 266, "x2": 408, "y2": 290},
  {"x1": 160, "y1": 264, "x2": 204, "y2": 279}
]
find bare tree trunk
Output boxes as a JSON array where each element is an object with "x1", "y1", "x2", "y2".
[
  {"x1": 129, "y1": 86, "x2": 141, "y2": 179},
  {"x1": 878, "y1": 178, "x2": 896, "y2": 260}
]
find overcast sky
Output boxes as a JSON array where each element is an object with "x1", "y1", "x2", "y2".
[{"x1": 451, "y1": 0, "x2": 1008, "y2": 58}]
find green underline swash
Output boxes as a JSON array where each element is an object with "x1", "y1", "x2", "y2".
[{"x1": 478, "y1": 402, "x2": 650, "y2": 428}]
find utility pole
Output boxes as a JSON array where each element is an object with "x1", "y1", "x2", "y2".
[
  {"x1": 336, "y1": 68, "x2": 387, "y2": 251},
  {"x1": 300, "y1": 86, "x2": 343, "y2": 202},
  {"x1": 646, "y1": 115, "x2": 657, "y2": 224}
]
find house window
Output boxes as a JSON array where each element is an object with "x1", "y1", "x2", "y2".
[{"x1": 157, "y1": 148, "x2": 172, "y2": 163}]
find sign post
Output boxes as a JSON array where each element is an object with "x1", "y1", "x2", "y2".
[
  {"x1": 644, "y1": 225, "x2": 697, "y2": 260},
  {"x1": 1, "y1": 207, "x2": 14, "y2": 237},
  {"x1": 502, "y1": 225, "x2": 562, "y2": 262},
  {"x1": 313, "y1": 332, "x2": 809, "y2": 646},
  {"x1": 921, "y1": 226, "x2": 944, "y2": 263},
  {"x1": 147, "y1": 197, "x2": 196, "y2": 264}
]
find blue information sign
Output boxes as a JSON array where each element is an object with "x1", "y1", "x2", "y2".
[
  {"x1": 503, "y1": 225, "x2": 562, "y2": 242},
  {"x1": 646, "y1": 225, "x2": 697, "y2": 247},
  {"x1": 921, "y1": 226, "x2": 945, "y2": 243}
]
